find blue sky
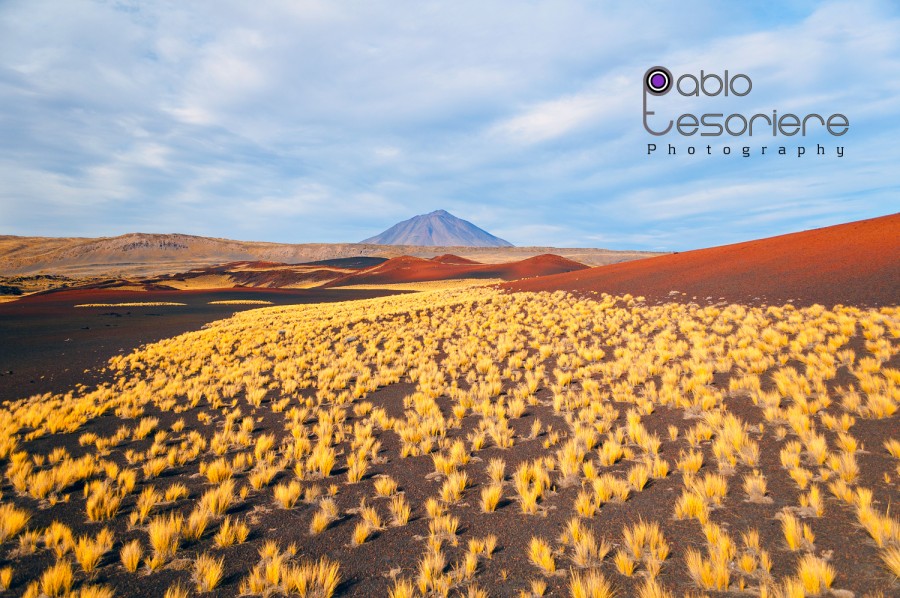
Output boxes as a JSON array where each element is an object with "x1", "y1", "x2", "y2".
[{"x1": 0, "y1": 0, "x2": 898, "y2": 251}]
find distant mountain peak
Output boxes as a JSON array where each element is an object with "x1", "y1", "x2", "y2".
[{"x1": 361, "y1": 210, "x2": 513, "y2": 247}]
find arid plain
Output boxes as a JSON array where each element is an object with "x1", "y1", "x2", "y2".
[{"x1": 0, "y1": 215, "x2": 898, "y2": 597}]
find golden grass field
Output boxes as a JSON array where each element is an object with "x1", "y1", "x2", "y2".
[
  {"x1": 0, "y1": 288, "x2": 898, "y2": 597},
  {"x1": 161, "y1": 276, "x2": 236, "y2": 291},
  {"x1": 207, "y1": 301, "x2": 275, "y2": 306}
]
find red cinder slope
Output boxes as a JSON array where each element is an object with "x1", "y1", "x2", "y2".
[
  {"x1": 503, "y1": 214, "x2": 900, "y2": 307},
  {"x1": 489, "y1": 254, "x2": 590, "y2": 280},
  {"x1": 430, "y1": 254, "x2": 482, "y2": 265},
  {"x1": 326, "y1": 254, "x2": 588, "y2": 286}
]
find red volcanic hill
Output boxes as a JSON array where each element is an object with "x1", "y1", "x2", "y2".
[
  {"x1": 494, "y1": 254, "x2": 590, "y2": 280},
  {"x1": 326, "y1": 254, "x2": 588, "y2": 286},
  {"x1": 504, "y1": 214, "x2": 900, "y2": 307},
  {"x1": 430, "y1": 254, "x2": 482, "y2": 265}
]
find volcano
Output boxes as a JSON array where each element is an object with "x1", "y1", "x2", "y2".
[{"x1": 361, "y1": 210, "x2": 513, "y2": 247}]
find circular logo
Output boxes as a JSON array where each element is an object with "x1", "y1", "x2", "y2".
[{"x1": 645, "y1": 66, "x2": 672, "y2": 95}]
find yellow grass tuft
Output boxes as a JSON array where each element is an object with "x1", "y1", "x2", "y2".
[
  {"x1": 568, "y1": 568, "x2": 615, "y2": 598},
  {"x1": 674, "y1": 490, "x2": 709, "y2": 523},
  {"x1": 623, "y1": 519, "x2": 669, "y2": 563},
  {"x1": 881, "y1": 544, "x2": 900, "y2": 578},
  {"x1": 684, "y1": 547, "x2": 729, "y2": 590},
  {"x1": 388, "y1": 494, "x2": 411, "y2": 526},
  {"x1": 389, "y1": 578, "x2": 416, "y2": 598},
  {"x1": 799, "y1": 484, "x2": 824, "y2": 517},
  {"x1": 628, "y1": 463, "x2": 651, "y2": 491},
  {"x1": 487, "y1": 457, "x2": 506, "y2": 483},
  {"x1": 214, "y1": 516, "x2": 250, "y2": 548},
  {"x1": 353, "y1": 521, "x2": 371, "y2": 545},
  {"x1": 614, "y1": 549, "x2": 635, "y2": 576},
  {"x1": 43, "y1": 521, "x2": 75, "y2": 558},
  {"x1": 74, "y1": 527, "x2": 114, "y2": 572},
  {"x1": 688, "y1": 472, "x2": 728, "y2": 505},
  {"x1": 273, "y1": 480, "x2": 303, "y2": 508},
  {"x1": 164, "y1": 482, "x2": 189, "y2": 502},
  {"x1": 781, "y1": 512, "x2": 814, "y2": 551},
  {"x1": 360, "y1": 501, "x2": 383, "y2": 530},
  {"x1": 310, "y1": 498, "x2": 339, "y2": 534},
  {"x1": 529, "y1": 537, "x2": 556, "y2": 573},
  {"x1": 795, "y1": 553, "x2": 835, "y2": 594},
  {"x1": 592, "y1": 473, "x2": 630, "y2": 504},
  {"x1": 120, "y1": 539, "x2": 143, "y2": 572},
  {"x1": 184, "y1": 506, "x2": 211, "y2": 541},
  {"x1": 40, "y1": 560, "x2": 73, "y2": 598},
  {"x1": 676, "y1": 449, "x2": 703, "y2": 476},
  {"x1": 885, "y1": 438, "x2": 900, "y2": 459},
  {"x1": 281, "y1": 557, "x2": 341, "y2": 597},
  {"x1": 574, "y1": 490, "x2": 597, "y2": 518},
  {"x1": 374, "y1": 476, "x2": 399, "y2": 497},
  {"x1": 203, "y1": 457, "x2": 234, "y2": 484},
  {"x1": 148, "y1": 512, "x2": 183, "y2": 561},
  {"x1": 743, "y1": 471, "x2": 768, "y2": 502},
  {"x1": 200, "y1": 479, "x2": 235, "y2": 516},
  {"x1": 79, "y1": 585, "x2": 115, "y2": 598},
  {"x1": 164, "y1": 582, "x2": 191, "y2": 598},
  {"x1": 440, "y1": 470, "x2": 468, "y2": 503},
  {"x1": 85, "y1": 481, "x2": 122, "y2": 522},
  {"x1": 637, "y1": 578, "x2": 673, "y2": 598},
  {"x1": 481, "y1": 484, "x2": 503, "y2": 513},
  {"x1": 417, "y1": 549, "x2": 447, "y2": 595},
  {"x1": 0, "y1": 504, "x2": 30, "y2": 543},
  {"x1": 193, "y1": 552, "x2": 225, "y2": 592}
]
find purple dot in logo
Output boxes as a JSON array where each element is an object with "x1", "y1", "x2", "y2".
[{"x1": 645, "y1": 67, "x2": 671, "y2": 95}]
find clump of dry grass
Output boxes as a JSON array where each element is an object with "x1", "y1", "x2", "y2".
[
  {"x1": 214, "y1": 516, "x2": 250, "y2": 548},
  {"x1": 528, "y1": 537, "x2": 555, "y2": 574},
  {"x1": 193, "y1": 552, "x2": 225, "y2": 592},
  {"x1": 481, "y1": 484, "x2": 503, "y2": 513},
  {"x1": 310, "y1": 498, "x2": 340, "y2": 535},
  {"x1": 147, "y1": 512, "x2": 183, "y2": 566},
  {"x1": 74, "y1": 527, "x2": 114, "y2": 572},
  {"x1": 273, "y1": 480, "x2": 303, "y2": 508},
  {"x1": 569, "y1": 568, "x2": 614, "y2": 598},
  {"x1": 120, "y1": 539, "x2": 143, "y2": 573},
  {"x1": 40, "y1": 560, "x2": 73, "y2": 597},
  {"x1": 0, "y1": 504, "x2": 29, "y2": 543},
  {"x1": 780, "y1": 512, "x2": 815, "y2": 551}
]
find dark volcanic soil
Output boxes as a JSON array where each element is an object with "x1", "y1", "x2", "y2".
[{"x1": 0, "y1": 287, "x2": 405, "y2": 404}]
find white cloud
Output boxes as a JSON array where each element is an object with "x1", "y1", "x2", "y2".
[{"x1": 489, "y1": 75, "x2": 631, "y2": 145}]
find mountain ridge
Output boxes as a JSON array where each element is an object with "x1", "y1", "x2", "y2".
[{"x1": 0, "y1": 233, "x2": 661, "y2": 277}]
